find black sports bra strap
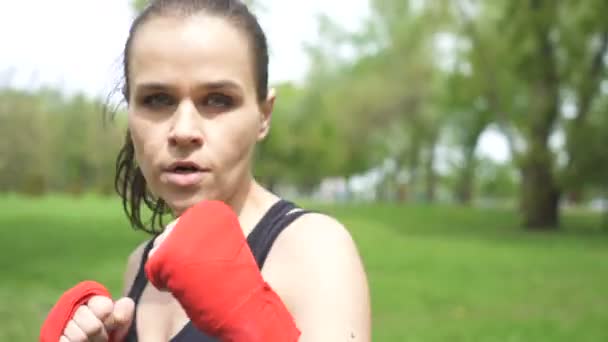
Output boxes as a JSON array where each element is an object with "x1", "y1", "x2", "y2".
[
  {"x1": 128, "y1": 200, "x2": 291, "y2": 303},
  {"x1": 257, "y1": 199, "x2": 296, "y2": 233},
  {"x1": 259, "y1": 199, "x2": 293, "y2": 224},
  {"x1": 125, "y1": 237, "x2": 157, "y2": 342},
  {"x1": 127, "y1": 237, "x2": 156, "y2": 303},
  {"x1": 249, "y1": 204, "x2": 311, "y2": 268},
  {"x1": 124, "y1": 199, "x2": 310, "y2": 342}
]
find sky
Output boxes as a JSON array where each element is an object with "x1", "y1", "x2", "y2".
[
  {"x1": 0, "y1": 0, "x2": 509, "y2": 162},
  {"x1": 0, "y1": 0, "x2": 369, "y2": 97}
]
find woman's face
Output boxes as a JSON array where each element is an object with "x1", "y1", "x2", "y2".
[{"x1": 127, "y1": 14, "x2": 273, "y2": 216}]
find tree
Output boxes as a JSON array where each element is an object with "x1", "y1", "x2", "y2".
[
  {"x1": 132, "y1": 0, "x2": 148, "y2": 12},
  {"x1": 453, "y1": 0, "x2": 608, "y2": 229}
]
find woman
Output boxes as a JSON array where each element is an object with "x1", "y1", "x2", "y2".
[{"x1": 42, "y1": 0, "x2": 370, "y2": 341}]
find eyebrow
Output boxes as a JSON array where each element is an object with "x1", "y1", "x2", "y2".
[{"x1": 134, "y1": 80, "x2": 243, "y2": 93}]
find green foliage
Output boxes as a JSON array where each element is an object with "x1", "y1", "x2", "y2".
[
  {"x1": 2, "y1": 0, "x2": 607, "y2": 224},
  {"x1": 131, "y1": 0, "x2": 148, "y2": 13},
  {"x1": 476, "y1": 157, "x2": 519, "y2": 200},
  {"x1": 463, "y1": 0, "x2": 607, "y2": 227},
  {"x1": 0, "y1": 87, "x2": 126, "y2": 195}
]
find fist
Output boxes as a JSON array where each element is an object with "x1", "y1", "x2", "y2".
[{"x1": 60, "y1": 296, "x2": 134, "y2": 342}]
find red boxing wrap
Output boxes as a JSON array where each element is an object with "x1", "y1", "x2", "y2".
[
  {"x1": 40, "y1": 281, "x2": 113, "y2": 342},
  {"x1": 145, "y1": 201, "x2": 301, "y2": 341}
]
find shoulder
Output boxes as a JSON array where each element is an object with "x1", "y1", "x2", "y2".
[
  {"x1": 121, "y1": 239, "x2": 152, "y2": 296},
  {"x1": 264, "y1": 211, "x2": 363, "y2": 276},
  {"x1": 271, "y1": 212, "x2": 366, "y2": 284},
  {"x1": 264, "y1": 212, "x2": 371, "y2": 340},
  {"x1": 279, "y1": 212, "x2": 360, "y2": 259}
]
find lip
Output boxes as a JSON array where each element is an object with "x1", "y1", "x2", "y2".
[
  {"x1": 162, "y1": 160, "x2": 210, "y2": 187},
  {"x1": 165, "y1": 160, "x2": 208, "y2": 172}
]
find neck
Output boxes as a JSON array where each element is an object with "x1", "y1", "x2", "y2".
[{"x1": 225, "y1": 174, "x2": 279, "y2": 236}]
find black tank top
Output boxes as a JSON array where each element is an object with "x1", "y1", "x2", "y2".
[{"x1": 124, "y1": 199, "x2": 309, "y2": 342}]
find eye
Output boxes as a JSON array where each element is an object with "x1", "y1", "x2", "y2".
[
  {"x1": 202, "y1": 93, "x2": 234, "y2": 109},
  {"x1": 141, "y1": 93, "x2": 176, "y2": 108}
]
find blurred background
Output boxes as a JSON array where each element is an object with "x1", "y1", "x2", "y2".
[{"x1": 1, "y1": 0, "x2": 607, "y2": 340}]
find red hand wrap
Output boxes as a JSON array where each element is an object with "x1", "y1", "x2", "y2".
[
  {"x1": 145, "y1": 200, "x2": 300, "y2": 341},
  {"x1": 40, "y1": 281, "x2": 113, "y2": 342}
]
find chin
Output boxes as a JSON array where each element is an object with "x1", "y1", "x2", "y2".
[{"x1": 163, "y1": 189, "x2": 216, "y2": 217}]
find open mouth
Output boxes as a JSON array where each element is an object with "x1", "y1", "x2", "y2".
[
  {"x1": 167, "y1": 161, "x2": 207, "y2": 174},
  {"x1": 163, "y1": 161, "x2": 208, "y2": 187},
  {"x1": 172, "y1": 165, "x2": 201, "y2": 174}
]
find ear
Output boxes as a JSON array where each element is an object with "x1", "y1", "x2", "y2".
[{"x1": 257, "y1": 87, "x2": 276, "y2": 141}]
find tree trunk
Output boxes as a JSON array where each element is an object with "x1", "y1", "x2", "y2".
[
  {"x1": 602, "y1": 205, "x2": 608, "y2": 232},
  {"x1": 520, "y1": 151, "x2": 561, "y2": 229},
  {"x1": 424, "y1": 141, "x2": 437, "y2": 203},
  {"x1": 457, "y1": 168, "x2": 474, "y2": 205},
  {"x1": 456, "y1": 151, "x2": 475, "y2": 205},
  {"x1": 455, "y1": 111, "x2": 487, "y2": 205},
  {"x1": 519, "y1": 0, "x2": 562, "y2": 230},
  {"x1": 406, "y1": 137, "x2": 421, "y2": 202},
  {"x1": 602, "y1": 187, "x2": 608, "y2": 232}
]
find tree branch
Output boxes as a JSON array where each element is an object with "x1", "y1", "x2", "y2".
[
  {"x1": 575, "y1": 30, "x2": 608, "y2": 125},
  {"x1": 454, "y1": 0, "x2": 521, "y2": 162},
  {"x1": 530, "y1": 0, "x2": 560, "y2": 141},
  {"x1": 563, "y1": 30, "x2": 608, "y2": 182}
]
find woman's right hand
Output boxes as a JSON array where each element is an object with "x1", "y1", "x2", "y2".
[{"x1": 59, "y1": 296, "x2": 134, "y2": 342}]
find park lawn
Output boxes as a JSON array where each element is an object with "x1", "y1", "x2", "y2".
[{"x1": 1, "y1": 194, "x2": 607, "y2": 341}]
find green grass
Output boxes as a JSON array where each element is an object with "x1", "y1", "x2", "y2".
[{"x1": 2, "y1": 194, "x2": 607, "y2": 341}]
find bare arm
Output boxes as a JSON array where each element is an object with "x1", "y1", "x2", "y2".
[{"x1": 268, "y1": 213, "x2": 372, "y2": 341}]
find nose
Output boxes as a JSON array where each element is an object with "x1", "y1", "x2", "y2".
[{"x1": 168, "y1": 101, "x2": 203, "y2": 148}]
